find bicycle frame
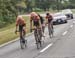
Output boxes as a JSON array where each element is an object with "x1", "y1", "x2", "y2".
[
  {"x1": 34, "y1": 28, "x2": 42, "y2": 49},
  {"x1": 48, "y1": 22, "x2": 53, "y2": 38}
]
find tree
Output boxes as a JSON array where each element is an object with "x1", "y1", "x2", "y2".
[
  {"x1": 0, "y1": 0, "x2": 18, "y2": 27},
  {"x1": 24, "y1": 0, "x2": 32, "y2": 12}
]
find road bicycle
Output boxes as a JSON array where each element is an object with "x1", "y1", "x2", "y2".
[
  {"x1": 32, "y1": 27, "x2": 43, "y2": 49},
  {"x1": 15, "y1": 30, "x2": 27, "y2": 49}
]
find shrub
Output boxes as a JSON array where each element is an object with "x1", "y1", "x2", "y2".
[{"x1": 33, "y1": 8, "x2": 43, "y2": 12}]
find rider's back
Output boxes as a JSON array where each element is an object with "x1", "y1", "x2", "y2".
[{"x1": 16, "y1": 16, "x2": 25, "y2": 26}]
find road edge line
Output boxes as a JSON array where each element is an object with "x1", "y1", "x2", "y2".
[{"x1": 0, "y1": 32, "x2": 33, "y2": 48}]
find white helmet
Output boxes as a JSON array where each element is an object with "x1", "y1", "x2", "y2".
[
  {"x1": 30, "y1": 12, "x2": 37, "y2": 17},
  {"x1": 17, "y1": 15, "x2": 22, "y2": 19}
]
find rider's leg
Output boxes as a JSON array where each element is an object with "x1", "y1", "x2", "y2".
[
  {"x1": 23, "y1": 27, "x2": 26, "y2": 37},
  {"x1": 20, "y1": 28, "x2": 25, "y2": 43},
  {"x1": 37, "y1": 26, "x2": 42, "y2": 42},
  {"x1": 48, "y1": 23, "x2": 50, "y2": 35},
  {"x1": 34, "y1": 29, "x2": 38, "y2": 44},
  {"x1": 19, "y1": 31, "x2": 24, "y2": 43},
  {"x1": 34, "y1": 26, "x2": 38, "y2": 44},
  {"x1": 20, "y1": 31, "x2": 22, "y2": 39}
]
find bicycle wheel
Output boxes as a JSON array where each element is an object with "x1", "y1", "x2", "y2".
[
  {"x1": 36, "y1": 37, "x2": 42, "y2": 49},
  {"x1": 38, "y1": 29, "x2": 42, "y2": 47},
  {"x1": 34, "y1": 29, "x2": 38, "y2": 49},
  {"x1": 20, "y1": 38, "x2": 25, "y2": 49},
  {"x1": 42, "y1": 26, "x2": 45, "y2": 33},
  {"x1": 48, "y1": 24, "x2": 53, "y2": 38},
  {"x1": 25, "y1": 40, "x2": 27, "y2": 47},
  {"x1": 50, "y1": 26, "x2": 53, "y2": 37},
  {"x1": 34, "y1": 29, "x2": 42, "y2": 49},
  {"x1": 37, "y1": 29, "x2": 42, "y2": 49},
  {"x1": 23, "y1": 35, "x2": 27, "y2": 47}
]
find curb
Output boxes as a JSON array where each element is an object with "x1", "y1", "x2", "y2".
[{"x1": 0, "y1": 32, "x2": 33, "y2": 48}]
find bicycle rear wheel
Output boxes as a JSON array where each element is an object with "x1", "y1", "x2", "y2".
[
  {"x1": 48, "y1": 24, "x2": 53, "y2": 38},
  {"x1": 20, "y1": 38, "x2": 27, "y2": 49},
  {"x1": 37, "y1": 30, "x2": 42, "y2": 49},
  {"x1": 20, "y1": 39, "x2": 25, "y2": 49},
  {"x1": 34, "y1": 29, "x2": 42, "y2": 49}
]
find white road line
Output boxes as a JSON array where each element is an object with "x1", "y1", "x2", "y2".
[
  {"x1": 40, "y1": 43, "x2": 53, "y2": 53},
  {"x1": 70, "y1": 25, "x2": 73, "y2": 28},
  {"x1": 62, "y1": 31, "x2": 68, "y2": 36}
]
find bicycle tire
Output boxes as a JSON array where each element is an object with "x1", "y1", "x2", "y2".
[
  {"x1": 34, "y1": 28, "x2": 42, "y2": 49},
  {"x1": 48, "y1": 24, "x2": 53, "y2": 38},
  {"x1": 20, "y1": 39, "x2": 25, "y2": 49},
  {"x1": 20, "y1": 38, "x2": 27, "y2": 49},
  {"x1": 25, "y1": 40, "x2": 27, "y2": 47}
]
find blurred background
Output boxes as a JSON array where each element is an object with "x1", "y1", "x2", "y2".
[{"x1": 0, "y1": 0, "x2": 75, "y2": 27}]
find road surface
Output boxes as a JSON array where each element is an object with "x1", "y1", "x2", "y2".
[{"x1": 0, "y1": 18, "x2": 75, "y2": 58}]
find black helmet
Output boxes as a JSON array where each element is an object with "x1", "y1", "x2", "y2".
[{"x1": 46, "y1": 13, "x2": 49, "y2": 15}]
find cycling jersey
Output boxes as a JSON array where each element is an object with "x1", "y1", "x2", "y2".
[
  {"x1": 30, "y1": 15, "x2": 40, "y2": 26},
  {"x1": 46, "y1": 15, "x2": 53, "y2": 23},
  {"x1": 16, "y1": 16, "x2": 26, "y2": 32},
  {"x1": 16, "y1": 17, "x2": 26, "y2": 26}
]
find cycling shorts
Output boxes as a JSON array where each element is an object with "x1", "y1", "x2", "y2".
[
  {"x1": 19, "y1": 24, "x2": 25, "y2": 32},
  {"x1": 48, "y1": 19, "x2": 52, "y2": 23},
  {"x1": 33, "y1": 21, "x2": 40, "y2": 26}
]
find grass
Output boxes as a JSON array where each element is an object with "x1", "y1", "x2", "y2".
[
  {"x1": 0, "y1": 11, "x2": 57, "y2": 45},
  {"x1": 0, "y1": 23, "x2": 15, "y2": 32},
  {"x1": 0, "y1": 27, "x2": 18, "y2": 44},
  {"x1": 71, "y1": 9, "x2": 75, "y2": 13},
  {"x1": 0, "y1": 16, "x2": 30, "y2": 45}
]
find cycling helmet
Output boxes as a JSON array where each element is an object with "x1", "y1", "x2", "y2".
[
  {"x1": 30, "y1": 12, "x2": 37, "y2": 17},
  {"x1": 17, "y1": 15, "x2": 22, "y2": 19},
  {"x1": 46, "y1": 13, "x2": 50, "y2": 16}
]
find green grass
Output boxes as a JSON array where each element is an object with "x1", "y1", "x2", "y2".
[
  {"x1": 71, "y1": 9, "x2": 75, "y2": 13},
  {"x1": 0, "y1": 23, "x2": 15, "y2": 32},
  {"x1": 0, "y1": 27, "x2": 18, "y2": 44},
  {"x1": 0, "y1": 16, "x2": 30, "y2": 45}
]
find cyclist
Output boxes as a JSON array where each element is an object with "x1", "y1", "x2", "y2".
[
  {"x1": 15, "y1": 16, "x2": 26, "y2": 43},
  {"x1": 46, "y1": 12, "x2": 53, "y2": 37},
  {"x1": 30, "y1": 12, "x2": 42, "y2": 43}
]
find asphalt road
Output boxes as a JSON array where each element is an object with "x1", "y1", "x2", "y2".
[{"x1": 0, "y1": 18, "x2": 75, "y2": 58}]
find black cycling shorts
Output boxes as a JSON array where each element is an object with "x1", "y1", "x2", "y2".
[
  {"x1": 48, "y1": 19, "x2": 52, "y2": 23},
  {"x1": 33, "y1": 21, "x2": 40, "y2": 26},
  {"x1": 19, "y1": 24, "x2": 25, "y2": 32}
]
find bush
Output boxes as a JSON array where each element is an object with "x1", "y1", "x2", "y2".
[
  {"x1": 0, "y1": 21, "x2": 6, "y2": 28},
  {"x1": 33, "y1": 8, "x2": 43, "y2": 12}
]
